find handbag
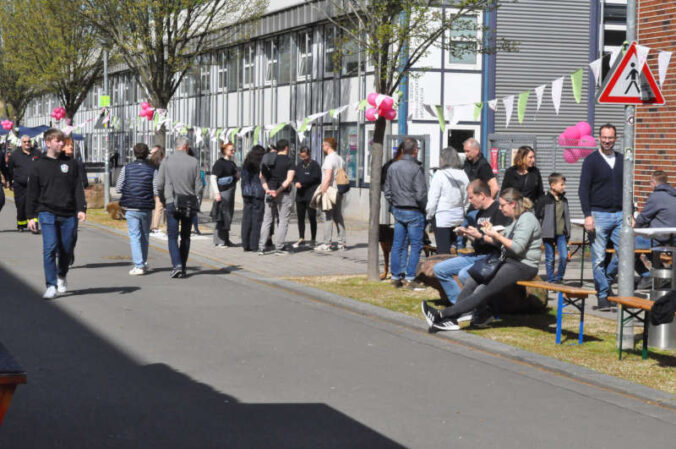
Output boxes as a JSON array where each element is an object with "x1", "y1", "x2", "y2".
[
  {"x1": 467, "y1": 218, "x2": 519, "y2": 284},
  {"x1": 174, "y1": 194, "x2": 199, "y2": 219}
]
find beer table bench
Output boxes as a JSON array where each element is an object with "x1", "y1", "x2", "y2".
[
  {"x1": 0, "y1": 342, "x2": 26, "y2": 426},
  {"x1": 517, "y1": 280, "x2": 596, "y2": 345}
]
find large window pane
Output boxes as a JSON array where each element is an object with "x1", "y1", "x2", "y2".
[
  {"x1": 448, "y1": 15, "x2": 478, "y2": 65},
  {"x1": 279, "y1": 35, "x2": 293, "y2": 84},
  {"x1": 227, "y1": 48, "x2": 239, "y2": 91},
  {"x1": 341, "y1": 38, "x2": 363, "y2": 76}
]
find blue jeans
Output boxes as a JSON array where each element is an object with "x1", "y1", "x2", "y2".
[
  {"x1": 590, "y1": 211, "x2": 622, "y2": 301},
  {"x1": 543, "y1": 235, "x2": 568, "y2": 282},
  {"x1": 126, "y1": 210, "x2": 152, "y2": 268},
  {"x1": 38, "y1": 212, "x2": 77, "y2": 287},
  {"x1": 166, "y1": 203, "x2": 193, "y2": 270},
  {"x1": 391, "y1": 207, "x2": 425, "y2": 281},
  {"x1": 433, "y1": 254, "x2": 484, "y2": 304}
]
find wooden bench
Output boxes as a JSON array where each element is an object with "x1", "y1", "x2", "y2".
[
  {"x1": 605, "y1": 248, "x2": 652, "y2": 255},
  {"x1": 0, "y1": 343, "x2": 26, "y2": 427},
  {"x1": 517, "y1": 280, "x2": 596, "y2": 345},
  {"x1": 607, "y1": 296, "x2": 676, "y2": 360}
]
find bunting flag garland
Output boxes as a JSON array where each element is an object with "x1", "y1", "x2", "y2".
[
  {"x1": 253, "y1": 126, "x2": 262, "y2": 144},
  {"x1": 238, "y1": 126, "x2": 254, "y2": 138},
  {"x1": 534, "y1": 84, "x2": 546, "y2": 112},
  {"x1": 551, "y1": 76, "x2": 564, "y2": 115},
  {"x1": 609, "y1": 48, "x2": 621, "y2": 68},
  {"x1": 487, "y1": 99, "x2": 498, "y2": 112},
  {"x1": 268, "y1": 122, "x2": 287, "y2": 139},
  {"x1": 329, "y1": 105, "x2": 349, "y2": 119},
  {"x1": 357, "y1": 99, "x2": 369, "y2": 111},
  {"x1": 658, "y1": 50, "x2": 672, "y2": 88},
  {"x1": 503, "y1": 95, "x2": 514, "y2": 128},
  {"x1": 570, "y1": 69, "x2": 583, "y2": 103},
  {"x1": 473, "y1": 102, "x2": 483, "y2": 121},
  {"x1": 517, "y1": 91, "x2": 530, "y2": 124},
  {"x1": 636, "y1": 44, "x2": 650, "y2": 72},
  {"x1": 589, "y1": 58, "x2": 603, "y2": 86}
]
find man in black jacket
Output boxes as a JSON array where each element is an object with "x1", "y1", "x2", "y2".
[
  {"x1": 8, "y1": 135, "x2": 41, "y2": 232},
  {"x1": 383, "y1": 137, "x2": 427, "y2": 290},
  {"x1": 293, "y1": 146, "x2": 321, "y2": 247},
  {"x1": 27, "y1": 128, "x2": 86, "y2": 299}
]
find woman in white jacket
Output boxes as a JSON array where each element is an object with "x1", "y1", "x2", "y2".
[{"x1": 426, "y1": 147, "x2": 469, "y2": 254}]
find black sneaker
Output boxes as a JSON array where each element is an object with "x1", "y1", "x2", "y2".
[
  {"x1": 170, "y1": 267, "x2": 183, "y2": 278},
  {"x1": 432, "y1": 317, "x2": 460, "y2": 331},
  {"x1": 404, "y1": 280, "x2": 427, "y2": 291},
  {"x1": 391, "y1": 278, "x2": 403, "y2": 288},
  {"x1": 469, "y1": 310, "x2": 495, "y2": 328},
  {"x1": 421, "y1": 301, "x2": 441, "y2": 326}
]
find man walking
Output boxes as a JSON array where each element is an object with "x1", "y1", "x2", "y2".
[
  {"x1": 158, "y1": 137, "x2": 202, "y2": 278},
  {"x1": 258, "y1": 139, "x2": 295, "y2": 255},
  {"x1": 8, "y1": 135, "x2": 41, "y2": 232},
  {"x1": 26, "y1": 128, "x2": 86, "y2": 299},
  {"x1": 383, "y1": 137, "x2": 427, "y2": 290},
  {"x1": 315, "y1": 137, "x2": 347, "y2": 251},
  {"x1": 578, "y1": 123, "x2": 623, "y2": 310}
]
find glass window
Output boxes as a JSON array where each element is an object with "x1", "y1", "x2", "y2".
[
  {"x1": 200, "y1": 55, "x2": 211, "y2": 94},
  {"x1": 227, "y1": 48, "x2": 239, "y2": 92},
  {"x1": 278, "y1": 35, "x2": 293, "y2": 84},
  {"x1": 324, "y1": 26, "x2": 336, "y2": 74},
  {"x1": 341, "y1": 38, "x2": 363, "y2": 76},
  {"x1": 217, "y1": 51, "x2": 227, "y2": 91},
  {"x1": 448, "y1": 15, "x2": 478, "y2": 65},
  {"x1": 297, "y1": 31, "x2": 313, "y2": 80},
  {"x1": 242, "y1": 45, "x2": 254, "y2": 88},
  {"x1": 264, "y1": 39, "x2": 278, "y2": 84},
  {"x1": 339, "y1": 125, "x2": 359, "y2": 182}
]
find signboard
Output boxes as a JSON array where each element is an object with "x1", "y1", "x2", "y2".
[{"x1": 597, "y1": 42, "x2": 665, "y2": 105}]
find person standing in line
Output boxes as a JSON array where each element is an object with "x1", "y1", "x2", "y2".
[
  {"x1": 158, "y1": 137, "x2": 203, "y2": 278},
  {"x1": 500, "y1": 145, "x2": 544, "y2": 204},
  {"x1": 315, "y1": 137, "x2": 347, "y2": 252},
  {"x1": 116, "y1": 143, "x2": 158, "y2": 275},
  {"x1": 578, "y1": 123, "x2": 623, "y2": 311},
  {"x1": 211, "y1": 142, "x2": 239, "y2": 247},
  {"x1": 240, "y1": 145, "x2": 266, "y2": 252},
  {"x1": 463, "y1": 138, "x2": 499, "y2": 198},
  {"x1": 293, "y1": 146, "x2": 321, "y2": 248},
  {"x1": 26, "y1": 128, "x2": 86, "y2": 299},
  {"x1": 426, "y1": 147, "x2": 469, "y2": 254},
  {"x1": 383, "y1": 137, "x2": 428, "y2": 290},
  {"x1": 62, "y1": 136, "x2": 89, "y2": 266},
  {"x1": 149, "y1": 145, "x2": 166, "y2": 236},
  {"x1": 8, "y1": 135, "x2": 41, "y2": 232},
  {"x1": 258, "y1": 139, "x2": 295, "y2": 255}
]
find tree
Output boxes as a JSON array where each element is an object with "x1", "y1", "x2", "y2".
[
  {"x1": 323, "y1": 0, "x2": 516, "y2": 280},
  {"x1": 0, "y1": 0, "x2": 104, "y2": 122},
  {"x1": 0, "y1": 47, "x2": 37, "y2": 126},
  {"x1": 81, "y1": 0, "x2": 268, "y2": 147}
]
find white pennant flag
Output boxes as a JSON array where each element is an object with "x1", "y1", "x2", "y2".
[
  {"x1": 487, "y1": 99, "x2": 498, "y2": 112},
  {"x1": 330, "y1": 105, "x2": 349, "y2": 119},
  {"x1": 551, "y1": 77, "x2": 564, "y2": 115},
  {"x1": 609, "y1": 48, "x2": 621, "y2": 69},
  {"x1": 238, "y1": 126, "x2": 254, "y2": 138},
  {"x1": 534, "y1": 84, "x2": 546, "y2": 111},
  {"x1": 589, "y1": 58, "x2": 603, "y2": 86},
  {"x1": 636, "y1": 44, "x2": 650, "y2": 73},
  {"x1": 658, "y1": 50, "x2": 672, "y2": 88},
  {"x1": 502, "y1": 95, "x2": 514, "y2": 128}
]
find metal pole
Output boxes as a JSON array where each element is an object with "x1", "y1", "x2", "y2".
[
  {"x1": 618, "y1": 0, "x2": 636, "y2": 348},
  {"x1": 103, "y1": 50, "x2": 110, "y2": 207}
]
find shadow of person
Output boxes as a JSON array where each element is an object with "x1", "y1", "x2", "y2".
[{"x1": 61, "y1": 286, "x2": 142, "y2": 297}]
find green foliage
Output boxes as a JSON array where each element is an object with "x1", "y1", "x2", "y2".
[{"x1": 0, "y1": 47, "x2": 36, "y2": 124}]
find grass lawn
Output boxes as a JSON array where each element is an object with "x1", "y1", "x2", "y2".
[{"x1": 289, "y1": 274, "x2": 676, "y2": 395}]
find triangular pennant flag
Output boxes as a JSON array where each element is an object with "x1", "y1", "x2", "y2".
[
  {"x1": 658, "y1": 50, "x2": 672, "y2": 89},
  {"x1": 229, "y1": 128, "x2": 240, "y2": 142},
  {"x1": 551, "y1": 77, "x2": 564, "y2": 115},
  {"x1": 238, "y1": 126, "x2": 253, "y2": 138},
  {"x1": 434, "y1": 105, "x2": 446, "y2": 133},
  {"x1": 297, "y1": 118, "x2": 311, "y2": 133},
  {"x1": 570, "y1": 69, "x2": 583, "y2": 103},
  {"x1": 589, "y1": 58, "x2": 603, "y2": 86},
  {"x1": 253, "y1": 126, "x2": 261, "y2": 144},
  {"x1": 534, "y1": 84, "x2": 546, "y2": 111},
  {"x1": 357, "y1": 99, "x2": 368, "y2": 111},
  {"x1": 473, "y1": 102, "x2": 483, "y2": 121},
  {"x1": 636, "y1": 44, "x2": 650, "y2": 73},
  {"x1": 269, "y1": 122, "x2": 287, "y2": 139},
  {"x1": 609, "y1": 48, "x2": 621, "y2": 69},
  {"x1": 487, "y1": 99, "x2": 498, "y2": 112},
  {"x1": 329, "y1": 105, "x2": 349, "y2": 119},
  {"x1": 195, "y1": 129, "x2": 203, "y2": 147},
  {"x1": 517, "y1": 91, "x2": 530, "y2": 124},
  {"x1": 502, "y1": 95, "x2": 514, "y2": 128}
]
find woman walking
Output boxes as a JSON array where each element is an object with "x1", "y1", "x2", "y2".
[
  {"x1": 149, "y1": 145, "x2": 166, "y2": 236},
  {"x1": 240, "y1": 145, "x2": 266, "y2": 252},
  {"x1": 211, "y1": 142, "x2": 239, "y2": 247},
  {"x1": 500, "y1": 145, "x2": 544, "y2": 204}
]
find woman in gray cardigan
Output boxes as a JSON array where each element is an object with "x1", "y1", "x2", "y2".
[{"x1": 422, "y1": 188, "x2": 542, "y2": 331}]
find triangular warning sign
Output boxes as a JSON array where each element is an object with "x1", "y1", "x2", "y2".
[{"x1": 598, "y1": 42, "x2": 665, "y2": 105}]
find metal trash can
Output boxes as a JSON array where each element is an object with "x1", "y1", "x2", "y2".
[{"x1": 648, "y1": 247, "x2": 676, "y2": 350}]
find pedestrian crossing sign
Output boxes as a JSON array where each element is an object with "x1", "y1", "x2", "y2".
[{"x1": 597, "y1": 42, "x2": 665, "y2": 105}]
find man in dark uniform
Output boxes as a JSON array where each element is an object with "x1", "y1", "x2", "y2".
[{"x1": 8, "y1": 135, "x2": 41, "y2": 232}]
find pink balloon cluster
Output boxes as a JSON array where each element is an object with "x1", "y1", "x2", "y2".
[
  {"x1": 51, "y1": 107, "x2": 66, "y2": 121},
  {"x1": 1, "y1": 120, "x2": 13, "y2": 131},
  {"x1": 139, "y1": 101, "x2": 154, "y2": 120},
  {"x1": 365, "y1": 93, "x2": 397, "y2": 122},
  {"x1": 559, "y1": 121, "x2": 597, "y2": 163}
]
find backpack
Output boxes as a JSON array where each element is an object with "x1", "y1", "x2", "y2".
[
  {"x1": 335, "y1": 167, "x2": 350, "y2": 194},
  {"x1": 260, "y1": 151, "x2": 277, "y2": 179}
]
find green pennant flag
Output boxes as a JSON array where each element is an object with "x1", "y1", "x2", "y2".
[
  {"x1": 298, "y1": 118, "x2": 311, "y2": 133},
  {"x1": 215, "y1": 128, "x2": 222, "y2": 141},
  {"x1": 570, "y1": 68, "x2": 583, "y2": 104},
  {"x1": 180, "y1": 126, "x2": 188, "y2": 135},
  {"x1": 517, "y1": 91, "x2": 530, "y2": 124},
  {"x1": 269, "y1": 122, "x2": 287, "y2": 139},
  {"x1": 435, "y1": 105, "x2": 446, "y2": 133},
  {"x1": 253, "y1": 126, "x2": 262, "y2": 144},
  {"x1": 229, "y1": 128, "x2": 240, "y2": 142},
  {"x1": 473, "y1": 102, "x2": 483, "y2": 122},
  {"x1": 358, "y1": 99, "x2": 369, "y2": 111}
]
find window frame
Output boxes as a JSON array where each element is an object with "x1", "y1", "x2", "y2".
[
  {"x1": 446, "y1": 10, "x2": 483, "y2": 70},
  {"x1": 242, "y1": 44, "x2": 255, "y2": 89},
  {"x1": 296, "y1": 30, "x2": 313, "y2": 81},
  {"x1": 264, "y1": 38, "x2": 278, "y2": 86}
]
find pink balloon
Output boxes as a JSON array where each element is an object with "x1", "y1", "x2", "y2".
[
  {"x1": 578, "y1": 135, "x2": 596, "y2": 147},
  {"x1": 367, "y1": 93, "x2": 378, "y2": 107},
  {"x1": 365, "y1": 107, "x2": 378, "y2": 122},
  {"x1": 139, "y1": 109, "x2": 148, "y2": 117},
  {"x1": 382, "y1": 108, "x2": 397, "y2": 120},
  {"x1": 563, "y1": 148, "x2": 579, "y2": 164},
  {"x1": 379, "y1": 96, "x2": 394, "y2": 111},
  {"x1": 557, "y1": 133, "x2": 568, "y2": 146},
  {"x1": 146, "y1": 109, "x2": 154, "y2": 120},
  {"x1": 141, "y1": 101, "x2": 151, "y2": 110},
  {"x1": 564, "y1": 126, "x2": 581, "y2": 140},
  {"x1": 578, "y1": 148, "x2": 594, "y2": 159},
  {"x1": 576, "y1": 122, "x2": 592, "y2": 137}
]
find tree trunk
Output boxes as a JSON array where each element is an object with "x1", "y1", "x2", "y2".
[{"x1": 367, "y1": 116, "x2": 387, "y2": 280}]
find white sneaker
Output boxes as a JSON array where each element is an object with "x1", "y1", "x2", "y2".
[
  {"x1": 457, "y1": 312, "x2": 473, "y2": 323},
  {"x1": 144, "y1": 262, "x2": 151, "y2": 272},
  {"x1": 57, "y1": 276, "x2": 67, "y2": 293},
  {"x1": 292, "y1": 239, "x2": 305, "y2": 249},
  {"x1": 129, "y1": 267, "x2": 146, "y2": 275},
  {"x1": 43, "y1": 285, "x2": 58, "y2": 299},
  {"x1": 314, "y1": 244, "x2": 333, "y2": 252}
]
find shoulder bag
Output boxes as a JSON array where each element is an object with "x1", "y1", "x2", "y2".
[{"x1": 467, "y1": 217, "x2": 519, "y2": 284}]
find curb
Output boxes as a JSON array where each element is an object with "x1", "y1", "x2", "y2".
[{"x1": 81, "y1": 217, "x2": 676, "y2": 410}]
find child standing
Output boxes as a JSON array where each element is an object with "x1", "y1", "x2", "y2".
[{"x1": 536, "y1": 173, "x2": 570, "y2": 283}]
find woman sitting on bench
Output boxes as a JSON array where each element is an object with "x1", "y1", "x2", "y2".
[{"x1": 421, "y1": 188, "x2": 542, "y2": 330}]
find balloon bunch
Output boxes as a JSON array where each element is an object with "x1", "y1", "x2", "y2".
[
  {"x1": 1, "y1": 120, "x2": 13, "y2": 131},
  {"x1": 558, "y1": 121, "x2": 596, "y2": 163},
  {"x1": 139, "y1": 101, "x2": 154, "y2": 120},
  {"x1": 365, "y1": 93, "x2": 397, "y2": 121},
  {"x1": 51, "y1": 107, "x2": 66, "y2": 121}
]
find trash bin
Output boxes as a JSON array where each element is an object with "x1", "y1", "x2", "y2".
[{"x1": 648, "y1": 247, "x2": 676, "y2": 350}]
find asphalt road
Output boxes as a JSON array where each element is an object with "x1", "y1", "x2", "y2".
[{"x1": 0, "y1": 209, "x2": 675, "y2": 448}]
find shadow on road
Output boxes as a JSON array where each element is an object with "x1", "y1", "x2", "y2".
[{"x1": 0, "y1": 266, "x2": 403, "y2": 448}]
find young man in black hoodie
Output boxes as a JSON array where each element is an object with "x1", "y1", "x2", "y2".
[
  {"x1": 293, "y1": 146, "x2": 321, "y2": 247},
  {"x1": 27, "y1": 128, "x2": 86, "y2": 299}
]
